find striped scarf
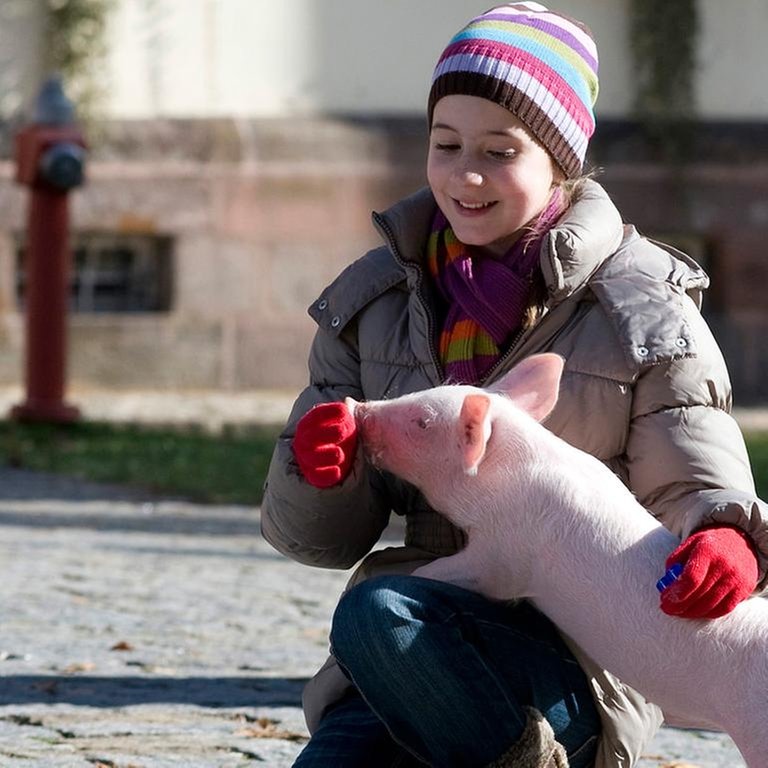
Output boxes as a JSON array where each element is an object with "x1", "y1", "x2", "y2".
[{"x1": 427, "y1": 192, "x2": 565, "y2": 384}]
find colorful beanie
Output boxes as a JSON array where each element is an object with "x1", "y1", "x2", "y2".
[{"x1": 428, "y1": 2, "x2": 599, "y2": 178}]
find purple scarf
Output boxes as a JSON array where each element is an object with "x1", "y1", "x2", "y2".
[{"x1": 427, "y1": 190, "x2": 565, "y2": 384}]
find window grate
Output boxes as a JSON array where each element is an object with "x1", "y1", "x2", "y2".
[{"x1": 16, "y1": 232, "x2": 173, "y2": 313}]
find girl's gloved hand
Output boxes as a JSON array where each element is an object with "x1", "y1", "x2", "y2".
[
  {"x1": 660, "y1": 524, "x2": 759, "y2": 619},
  {"x1": 292, "y1": 402, "x2": 358, "y2": 488}
]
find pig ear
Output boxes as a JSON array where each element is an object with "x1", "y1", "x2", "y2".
[
  {"x1": 459, "y1": 393, "x2": 492, "y2": 476},
  {"x1": 490, "y1": 353, "x2": 564, "y2": 422}
]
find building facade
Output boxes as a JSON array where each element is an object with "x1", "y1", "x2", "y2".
[{"x1": 0, "y1": 0, "x2": 767, "y2": 400}]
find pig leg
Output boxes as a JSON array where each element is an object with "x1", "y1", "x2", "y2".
[
  {"x1": 726, "y1": 716, "x2": 768, "y2": 768},
  {"x1": 412, "y1": 549, "x2": 487, "y2": 594}
]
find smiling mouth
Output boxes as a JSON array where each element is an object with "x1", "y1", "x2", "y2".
[{"x1": 455, "y1": 199, "x2": 496, "y2": 211}]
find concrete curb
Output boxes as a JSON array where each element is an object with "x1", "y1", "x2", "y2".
[{"x1": 1, "y1": 386, "x2": 767, "y2": 433}]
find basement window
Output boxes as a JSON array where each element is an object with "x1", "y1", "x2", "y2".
[{"x1": 16, "y1": 232, "x2": 173, "y2": 313}]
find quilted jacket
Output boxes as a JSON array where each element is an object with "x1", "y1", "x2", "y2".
[{"x1": 262, "y1": 180, "x2": 768, "y2": 767}]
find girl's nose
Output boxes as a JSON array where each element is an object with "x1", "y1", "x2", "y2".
[
  {"x1": 462, "y1": 171, "x2": 485, "y2": 186},
  {"x1": 449, "y1": 150, "x2": 485, "y2": 187}
]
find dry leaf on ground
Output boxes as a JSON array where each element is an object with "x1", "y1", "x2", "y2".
[
  {"x1": 234, "y1": 716, "x2": 307, "y2": 742},
  {"x1": 110, "y1": 640, "x2": 135, "y2": 651},
  {"x1": 62, "y1": 661, "x2": 96, "y2": 674},
  {"x1": 660, "y1": 762, "x2": 703, "y2": 768}
]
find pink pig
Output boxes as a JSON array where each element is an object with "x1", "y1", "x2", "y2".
[{"x1": 347, "y1": 353, "x2": 768, "y2": 768}]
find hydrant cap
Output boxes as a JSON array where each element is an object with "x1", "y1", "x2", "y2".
[
  {"x1": 39, "y1": 143, "x2": 86, "y2": 190},
  {"x1": 33, "y1": 76, "x2": 75, "y2": 126}
]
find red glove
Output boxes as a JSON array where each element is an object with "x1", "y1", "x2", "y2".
[
  {"x1": 292, "y1": 402, "x2": 358, "y2": 488},
  {"x1": 660, "y1": 524, "x2": 759, "y2": 619}
]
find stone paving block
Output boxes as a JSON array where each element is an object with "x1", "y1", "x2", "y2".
[{"x1": 0, "y1": 467, "x2": 749, "y2": 767}]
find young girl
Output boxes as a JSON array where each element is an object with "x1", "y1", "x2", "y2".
[{"x1": 262, "y1": 4, "x2": 768, "y2": 767}]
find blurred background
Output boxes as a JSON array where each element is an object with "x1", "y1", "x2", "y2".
[{"x1": 0, "y1": 0, "x2": 767, "y2": 403}]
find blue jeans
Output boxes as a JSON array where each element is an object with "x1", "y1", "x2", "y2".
[{"x1": 293, "y1": 575, "x2": 600, "y2": 768}]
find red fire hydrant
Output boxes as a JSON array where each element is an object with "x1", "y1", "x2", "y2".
[{"x1": 11, "y1": 77, "x2": 86, "y2": 423}]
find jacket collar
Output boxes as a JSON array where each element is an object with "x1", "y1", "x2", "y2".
[
  {"x1": 540, "y1": 180, "x2": 625, "y2": 304},
  {"x1": 374, "y1": 180, "x2": 626, "y2": 306},
  {"x1": 372, "y1": 187, "x2": 435, "y2": 272}
]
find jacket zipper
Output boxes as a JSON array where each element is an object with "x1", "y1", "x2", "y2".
[
  {"x1": 480, "y1": 286, "x2": 589, "y2": 387},
  {"x1": 373, "y1": 211, "x2": 444, "y2": 383},
  {"x1": 480, "y1": 324, "x2": 532, "y2": 387},
  {"x1": 480, "y1": 269, "x2": 545, "y2": 387}
]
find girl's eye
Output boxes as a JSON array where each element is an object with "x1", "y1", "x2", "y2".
[
  {"x1": 434, "y1": 143, "x2": 460, "y2": 153},
  {"x1": 489, "y1": 149, "x2": 516, "y2": 160}
]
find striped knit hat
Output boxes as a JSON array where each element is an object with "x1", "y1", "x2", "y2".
[{"x1": 428, "y1": 2, "x2": 599, "y2": 178}]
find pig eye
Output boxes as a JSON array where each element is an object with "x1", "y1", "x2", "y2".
[{"x1": 415, "y1": 417, "x2": 429, "y2": 430}]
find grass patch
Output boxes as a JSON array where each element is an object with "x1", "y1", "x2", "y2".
[
  {"x1": 0, "y1": 421, "x2": 766, "y2": 507},
  {"x1": 746, "y1": 431, "x2": 768, "y2": 500},
  {"x1": 0, "y1": 420, "x2": 282, "y2": 505}
]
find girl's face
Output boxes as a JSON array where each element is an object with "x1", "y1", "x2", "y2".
[{"x1": 427, "y1": 95, "x2": 561, "y2": 257}]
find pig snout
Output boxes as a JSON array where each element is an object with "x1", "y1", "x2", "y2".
[{"x1": 346, "y1": 399, "x2": 385, "y2": 468}]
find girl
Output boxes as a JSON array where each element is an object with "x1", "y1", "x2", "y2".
[{"x1": 262, "y1": 4, "x2": 768, "y2": 767}]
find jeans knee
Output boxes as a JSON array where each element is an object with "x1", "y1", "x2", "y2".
[{"x1": 330, "y1": 576, "x2": 419, "y2": 666}]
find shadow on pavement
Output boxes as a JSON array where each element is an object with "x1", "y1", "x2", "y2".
[
  {"x1": 0, "y1": 675, "x2": 310, "y2": 708},
  {"x1": 0, "y1": 509, "x2": 261, "y2": 538},
  {"x1": 0, "y1": 467, "x2": 152, "y2": 503},
  {"x1": 0, "y1": 466, "x2": 407, "y2": 543},
  {"x1": 0, "y1": 507, "x2": 407, "y2": 544}
]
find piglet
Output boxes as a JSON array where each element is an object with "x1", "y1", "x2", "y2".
[{"x1": 347, "y1": 353, "x2": 768, "y2": 768}]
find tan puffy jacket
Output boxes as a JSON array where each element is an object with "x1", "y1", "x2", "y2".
[{"x1": 262, "y1": 180, "x2": 768, "y2": 767}]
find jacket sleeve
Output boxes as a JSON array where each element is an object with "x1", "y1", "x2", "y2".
[
  {"x1": 624, "y1": 300, "x2": 768, "y2": 589},
  {"x1": 260, "y1": 320, "x2": 392, "y2": 570}
]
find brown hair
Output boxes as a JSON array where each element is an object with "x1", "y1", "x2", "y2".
[{"x1": 521, "y1": 175, "x2": 591, "y2": 329}]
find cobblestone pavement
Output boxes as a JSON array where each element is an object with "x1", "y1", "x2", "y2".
[
  {"x1": 0, "y1": 466, "x2": 749, "y2": 768},
  {"x1": 0, "y1": 466, "x2": 346, "y2": 767}
]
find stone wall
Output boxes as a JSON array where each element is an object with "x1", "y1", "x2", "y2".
[
  {"x1": 600, "y1": 162, "x2": 768, "y2": 403},
  {"x1": 1, "y1": 117, "x2": 767, "y2": 402},
  {"x1": 0, "y1": 118, "x2": 427, "y2": 392}
]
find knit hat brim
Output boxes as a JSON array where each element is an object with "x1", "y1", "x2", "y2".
[{"x1": 428, "y1": 3, "x2": 599, "y2": 179}]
